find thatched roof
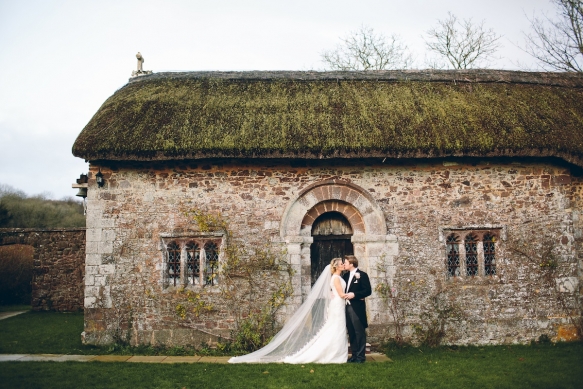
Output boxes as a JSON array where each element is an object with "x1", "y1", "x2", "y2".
[{"x1": 72, "y1": 70, "x2": 583, "y2": 167}]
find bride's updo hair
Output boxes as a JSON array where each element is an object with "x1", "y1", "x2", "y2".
[{"x1": 330, "y1": 258, "x2": 343, "y2": 274}]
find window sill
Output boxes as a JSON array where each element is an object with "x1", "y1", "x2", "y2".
[
  {"x1": 447, "y1": 275, "x2": 501, "y2": 284},
  {"x1": 161, "y1": 283, "x2": 221, "y2": 292}
]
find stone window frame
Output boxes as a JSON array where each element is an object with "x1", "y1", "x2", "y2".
[
  {"x1": 440, "y1": 226, "x2": 505, "y2": 280},
  {"x1": 160, "y1": 233, "x2": 224, "y2": 288}
]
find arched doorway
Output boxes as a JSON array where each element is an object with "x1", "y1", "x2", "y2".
[{"x1": 310, "y1": 211, "x2": 354, "y2": 284}]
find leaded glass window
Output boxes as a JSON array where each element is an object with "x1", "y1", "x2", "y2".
[
  {"x1": 186, "y1": 242, "x2": 200, "y2": 285},
  {"x1": 446, "y1": 234, "x2": 461, "y2": 277},
  {"x1": 465, "y1": 233, "x2": 478, "y2": 276},
  {"x1": 204, "y1": 242, "x2": 219, "y2": 286},
  {"x1": 484, "y1": 233, "x2": 496, "y2": 276},
  {"x1": 167, "y1": 242, "x2": 181, "y2": 286},
  {"x1": 163, "y1": 238, "x2": 221, "y2": 288}
]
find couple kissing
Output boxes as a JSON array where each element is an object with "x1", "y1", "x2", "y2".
[{"x1": 229, "y1": 255, "x2": 371, "y2": 364}]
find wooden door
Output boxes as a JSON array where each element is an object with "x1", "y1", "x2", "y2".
[{"x1": 310, "y1": 211, "x2": 353, "y2": 285}]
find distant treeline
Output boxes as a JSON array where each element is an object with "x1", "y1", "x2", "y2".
[{"x1": 0, "y1": 184, "x2": 85, "y2": 228}]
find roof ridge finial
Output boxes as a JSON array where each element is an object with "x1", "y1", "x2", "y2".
[{"x1": 131, "y1": 52, "x2": 153, "y2": 77}]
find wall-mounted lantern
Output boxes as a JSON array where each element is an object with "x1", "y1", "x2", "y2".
[{"x1": 96, "y1": 169, "x2": 105, "y2": 188}]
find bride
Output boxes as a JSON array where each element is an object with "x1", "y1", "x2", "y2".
[{"x1": 229, "y1": 258, "x2": 348, "y2": 364}]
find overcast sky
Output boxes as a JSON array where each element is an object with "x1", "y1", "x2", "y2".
[{"x1": 0, "y1": 0, "x2": 559, "y2": 199}]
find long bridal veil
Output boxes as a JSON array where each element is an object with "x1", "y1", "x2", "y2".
[{"x1": 229, "y1": 265, "x2": 333, "y2": 363}]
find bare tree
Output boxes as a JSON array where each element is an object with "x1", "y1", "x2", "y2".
[
  {"x1": 523, "y1": 0, "x2": 583, "y2": 72},
  {"x1": 321, "y1": 25, "x2": 414, "y2": 70},
  {"x1": 425, "y1": 12, "x2": 502, "y2": 69}
]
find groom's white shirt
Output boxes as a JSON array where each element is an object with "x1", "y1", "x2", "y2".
[{"x1": 346, "y1": 268, "x2": 358, "y2": 292}]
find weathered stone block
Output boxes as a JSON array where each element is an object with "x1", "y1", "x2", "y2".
[
  {"x1": 556, "y1": 325, "x2": 580, "y2": 341},
  {"x1": 85, "y1": 286, "x2": 100, "y2": 298},
  {"x1": 84, "y1": 296, "x2": 97, "y2": 308},
  {"x1": 99, "y1": 264, "x2": 115, "y2": 275},
  {"x1": 86, "y1": 242, "x2": 99, "y2": 255},
  {"x1": 556, "y1": 277, "x2": 578, "y2": 293},
  {"x1": 102, "y1": 229, "x2": 117, "y2": 242},
  {"x1": 86, "y1": 228, "x2": 102, "y2": 242},
  {"x1": 98, "y1": 241, "x2": 113, "y2": 254},
  {"x1": 86, "y1": 254, "x2": 101, "y2": 266}
]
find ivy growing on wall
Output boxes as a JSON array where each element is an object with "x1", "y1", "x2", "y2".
[
  {"x1": 179, "y1": 208, "x2": 295, "y2": 352},
  {"x1": 509, "y1": 233, "x2": 582, "y2": 340},
  {"x1": 88, "y1": 208, "x2": 295, "y2": 352},
  {"x1": 376, "y1": 254, "x2": 463, "y2": 348}
]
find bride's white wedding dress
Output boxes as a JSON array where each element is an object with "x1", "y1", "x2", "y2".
[
  {"x1": 229, "y1": 265, "x2": 348, "y2": 364},
  {"x1": 282, "y1": 275, "x2": 347, "y2": 364}
]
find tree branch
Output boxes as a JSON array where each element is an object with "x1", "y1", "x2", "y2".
[
  {"x1": 321, "y1": 25, "x2": 414, "y2": 70},
  {"x1": 523, "y1": 0, "x2": 583, "y2": 72},
  {"x1": 425, "y1": 12, "x2": 502, "y2": 69}
]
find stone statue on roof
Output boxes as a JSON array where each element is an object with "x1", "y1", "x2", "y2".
[{"x1": 131, "y1": 52, "x2": 152, "y2": 77}]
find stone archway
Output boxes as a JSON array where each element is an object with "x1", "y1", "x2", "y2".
[
  {"x1": 279, "y1": 180, "x2": 398, "y2": 309},
  {"x1": 281, "y1": 179, "x2": 386, "y2": 238}
]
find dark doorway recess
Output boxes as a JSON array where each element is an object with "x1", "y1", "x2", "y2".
[{"x1": 310, "y1": 211, "x2": 354, "y2": 285}]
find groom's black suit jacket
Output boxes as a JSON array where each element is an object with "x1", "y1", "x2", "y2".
[{"x1": 343, "y1": 269, "x2": 372, "y2": 328}]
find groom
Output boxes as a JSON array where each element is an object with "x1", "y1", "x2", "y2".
[{"x1": 343, "y1": 255, "x2": 372, "y2": 363}]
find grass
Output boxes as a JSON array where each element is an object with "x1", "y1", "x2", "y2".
[
  {"x1": 0, "y1": 311, "x2": 97, "y2": 355},
  {"x1": 0, "y1": 311, "x2": 582, "y2": 388},
  {"x1": 0, "y1": 304, "x2": 31, "y2": 313},
  {"x1": 0, "y1": 311, "x2": 227, "y2": 356},
  {"x1": 1, "y1": 343, "x2": 582, "y2": 389}
]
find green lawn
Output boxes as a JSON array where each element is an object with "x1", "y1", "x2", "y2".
[
  {"x1": 0, "y1": 311, "x2": 98, "y2": 355},
  {"x1": 1, "y1": 343, "x2": 583, "y2": 389},
  {"x1": 0, "y1": 311, "x2": 209, "y2": 356},
  {"x1": 0, "y1": 311, "x2": 582, "y2": 388},
  {"x1": 0, "y1": 304, "x2": 31, "y2": 313}
]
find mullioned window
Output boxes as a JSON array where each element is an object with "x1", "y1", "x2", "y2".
[
  {"x1": 164, "y1": 239, "x2": 222, "y2": 287},
  {"x1": 444, "y1": 230, "x2": 499, "y2": 279}
]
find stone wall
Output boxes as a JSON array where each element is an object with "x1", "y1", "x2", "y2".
[
  {"x1": 83, "y1": 157, "x2": 582, "y2": 346},
  {"x1": 568, "y1": 176, "x2": 583, "y2": 341},
  {"x1": 0, "y1": 228, "x2": 86, "y2": 311}
]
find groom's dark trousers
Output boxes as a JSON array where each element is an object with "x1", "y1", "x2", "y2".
[{"x1": 346, "y1": 305, "x2": 366, "y2": 361}]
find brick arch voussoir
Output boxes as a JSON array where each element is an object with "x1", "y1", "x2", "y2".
[
  {"x1": 301, "y1": 200, "x2": 365, "y2": 234},
  {"x1": 281, "y1": 179, "x2": 386, "y2": 237}
]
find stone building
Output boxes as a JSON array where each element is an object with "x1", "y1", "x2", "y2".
[{"x1": 72, "y1": 70, "x2": 583, "y2": 346}]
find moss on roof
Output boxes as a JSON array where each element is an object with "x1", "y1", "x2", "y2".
[{"x1": 72, "y1": 70, "x2": 583, "y2": 166}]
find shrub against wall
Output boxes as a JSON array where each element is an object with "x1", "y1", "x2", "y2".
[{"x1": 0, "y1": 244, "x2": 33, "y2": 305}]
